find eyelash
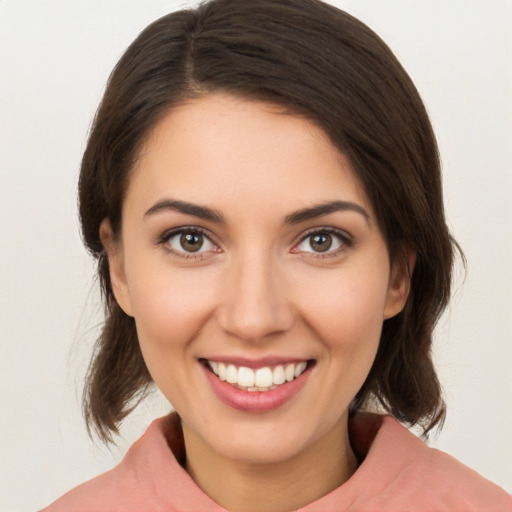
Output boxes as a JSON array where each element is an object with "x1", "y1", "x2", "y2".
[
  {"x1": 156, "y1": 226, "x2": 353, "y2": 260},
  {"x1": 157, "y1": 226, "x2": 219, "y2": 260},
  {"x1": 293, "y1": 228, "x2": 353, "y2": 259}
]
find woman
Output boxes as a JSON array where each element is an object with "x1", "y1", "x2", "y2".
[{"x1": 40, "y1": 0, "x2": 511, "y2": 510}]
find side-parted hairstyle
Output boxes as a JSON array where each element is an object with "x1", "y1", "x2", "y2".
[{"x1": 80, "y1": 0, "x2": 459, "y2": 443}]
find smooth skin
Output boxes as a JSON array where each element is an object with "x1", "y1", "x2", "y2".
[{"x1": 101, "y1": 93, "x2": 412, "y2": 512}]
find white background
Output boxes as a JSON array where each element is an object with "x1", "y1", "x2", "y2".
[{"x1": 1, "y1": 1, "x2": 511, "y2": 510}]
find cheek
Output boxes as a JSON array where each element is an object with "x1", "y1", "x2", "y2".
[
  {"x1": 299, "y1": 265, "x2": 390, "y2": 354},
  {"x1": 125, "y1": 265, "x2": 220, "y2": 406},
  {"x1": 126, "y1": 261, "x2": 218, "y2": 362},
  {"x1": 289, "y1": 262, "x2": 391, "y2": 423}
]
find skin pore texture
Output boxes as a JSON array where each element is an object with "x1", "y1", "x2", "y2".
[{"x1": 101, "y1": 93, "x2": 411, "y2": 512}]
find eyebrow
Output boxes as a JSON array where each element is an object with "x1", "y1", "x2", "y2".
[
  {"x1": 144, "y1": 198, "x2": 370, "y2": 225},
  {"x1": 144, "y1": 199, "x2": 226, "y2": 223},
  {"x1": 284, "y1": 200, "x2": 370, "y2": 225}
]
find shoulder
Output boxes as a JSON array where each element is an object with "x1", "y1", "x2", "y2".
[
  {"x1": 38, "y1": 464, "x2": 146, "y2": 512},
  {"x1": 344, "y1": 413, "x2": 512, "y2": 511},
  {"x1": 39, "y1": 415, "x2": 190, "y2": 512}
]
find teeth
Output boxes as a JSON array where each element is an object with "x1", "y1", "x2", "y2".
[
  {"x1": 255, "y1": 367, "x2": 273, "y2": 388},
  {"x1": 294, "y1": 361, "x2": 307, "y2": 377},
  {"x1": 207, "y1": 360, "x2": 309, "y2": 391},
  {"x1": 272, "y1": 365, "x2": 286, "y2": 385},
  {"x1": 226, "y1": 364, "x2": 238, "y2": 384},
  {"x1": 284, "y1": 363, "x2": 295, "y2": 382},
  {"x1": 238, "y1": 366, "x2": 255, "y2": 387}
]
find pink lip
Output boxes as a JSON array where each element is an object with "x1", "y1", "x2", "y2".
[
  {"x1": 201, "y1": 362, "x2": 313, "y2": 413},
  {"x1": 201, "y1": 356, "x2": 309, "y2": 369}
]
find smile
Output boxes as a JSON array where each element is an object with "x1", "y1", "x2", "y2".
[
  {"x1": 205, "y1": 360, "x2": 309, "y2": 392},
  {"x1": 201, "y1": 358, "x2": 315, "y2": 413}
]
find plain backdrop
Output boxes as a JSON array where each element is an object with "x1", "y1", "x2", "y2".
[{"x1": 1, "y1": 1, "x2": 511, "y2": 510}]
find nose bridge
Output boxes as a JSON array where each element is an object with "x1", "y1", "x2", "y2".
[{"x1": 217, "y1": 247, "x2": 294, "y2": 342}]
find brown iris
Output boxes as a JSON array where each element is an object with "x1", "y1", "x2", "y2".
[
  {"x1": 310, "y1": 233, "x2": 332, "y2": 252},
  {"x1": 180, "y1": 231, "x2": 204, "y2": 252}
]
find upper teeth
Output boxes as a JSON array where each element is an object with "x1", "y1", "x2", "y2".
[{"x1": 208, "y1": 361, "x2": 308, "y2": 390}]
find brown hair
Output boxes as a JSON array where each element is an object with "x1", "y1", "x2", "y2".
[{"x1": 80, "y1": 0, "x2": 460, "y2": 443}]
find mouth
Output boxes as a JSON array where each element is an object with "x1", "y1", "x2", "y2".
[{"x1": 200, "y1": 358, "x2": 315, "y2": 392}]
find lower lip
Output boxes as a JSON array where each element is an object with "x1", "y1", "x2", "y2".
[{"x1": 202, "y1": 363, "x2": 312, "y2": 413}]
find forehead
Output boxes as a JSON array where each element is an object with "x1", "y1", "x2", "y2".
[{"x1": 126, "y1": 93, "x2": 372, "y2": 218}]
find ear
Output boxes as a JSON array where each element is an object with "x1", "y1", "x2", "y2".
[
  {"x1": 99, "y1": 219, "x2": 134, "y2": 317},
  {"x1": 383, "y1": 250, "x2": 416, "y2": 320}
]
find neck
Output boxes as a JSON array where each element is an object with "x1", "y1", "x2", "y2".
[{"x1": 182, "y1": 416, "x2": 357, "y2": 512}]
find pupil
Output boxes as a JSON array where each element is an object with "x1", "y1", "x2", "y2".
[
  {"x1": 181, "y1": 232, "x2": 203, "y2": 252},
  {"x1": 311, "y1": 233, "x2": 332, "y2": 252}
]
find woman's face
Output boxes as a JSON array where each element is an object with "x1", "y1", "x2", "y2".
[{"x1": 104, "y1": 93, "x2": 410, "y2": 466}]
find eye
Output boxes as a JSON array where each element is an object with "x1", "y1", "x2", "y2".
[
  {"x1": 294, "y1": 229, "x2": 350, "y2": 255},
  {"x1": 161, "y1": 228, "x2": 217, "y2": 255}
]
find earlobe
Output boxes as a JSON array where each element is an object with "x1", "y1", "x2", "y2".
[
  {"x1": 383, "y1": 251, "x2": 416, "y2": 320},
  {"x1": 99, "y1": 219, "x2": 134, "y2": 317}
]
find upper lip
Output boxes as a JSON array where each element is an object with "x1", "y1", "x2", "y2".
[{"x1": 199, "y1": 356, "x2": 313, "y2": 369}]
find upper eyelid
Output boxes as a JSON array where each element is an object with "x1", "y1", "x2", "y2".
[
  {"x1": 158, "y1": 225, "x2": 217, "y2": 244},
  {"x1": 296, "y1": 226, "x2": 352, "y2": 243},
  {"x1": 292, "y1": 227, "x2": 353, "y2": 258},
  {"x1": 157, "y1": 227, "x2": 220, "y2": 260},
  {"x1": 156, "y1": 225, "x2": 352, "y2": 251}
]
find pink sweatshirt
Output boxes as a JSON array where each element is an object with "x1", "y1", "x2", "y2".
[{"x1": 41, "y1": 413, "x2": 512, "y2": 511}]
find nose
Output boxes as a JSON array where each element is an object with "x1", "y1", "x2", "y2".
[{"x1": 216, "y1": 252, "x2": 295, "y2": 343}]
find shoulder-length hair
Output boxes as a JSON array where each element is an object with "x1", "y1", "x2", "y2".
[{"x1": 80, "y1": 0, "x2": 459, "y2": 443}]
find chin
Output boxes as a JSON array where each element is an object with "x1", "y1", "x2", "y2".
[
  {"x1": 197, "y1": 411, "x2": 332, "y2": 466},
  {"x1": 213, "y1": 432, "x2": 311, "y2": 465}
]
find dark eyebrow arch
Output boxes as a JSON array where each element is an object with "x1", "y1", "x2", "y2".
[
  {"x1": 144, "y1": 199, "x2": 225, "y2": 223},
  {"x1": 284, "y1": 200, "x2": 370, "y2": 225}
]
